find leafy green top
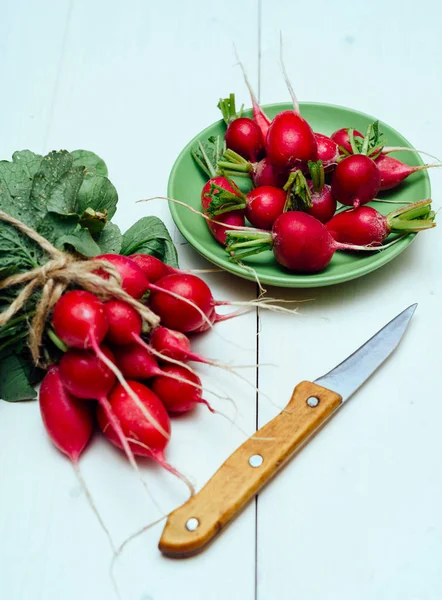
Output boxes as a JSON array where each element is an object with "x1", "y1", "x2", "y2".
[{"x1": 0, "y1": 148, "x2": 177, "y2": 402}]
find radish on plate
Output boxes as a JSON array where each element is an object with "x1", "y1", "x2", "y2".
[
  {"x1": 326, "y1": 199, "x2": 436, "y2": 246},
  {"x1": 314, "y1": 133, "x2": 340, "y2": 170},
  {"x1": 218, "y1": 93, "x2": 265, "y2": 162},
  {"x1": 217, "y1": 150, "x2": 288, "y2": 188},
  {"x1": 266, "y1": 110, "x2": 318, "y2": 170},
  {"x1": 331, "y1": 127, "x2": 364, "y2": 155},
  {"x1": 205, "y1": 178, "x2": 287, "y2": 230},
  {"x1": 283, "y1": 161, "x2": 336, "y2": 223},
  {"x1": 331, "y1": 123, "x2": 439, "y2": 161},
  {"x1": 225, "y1": 211, "x2": 392, "y2": 274},
  {"x1": 201, "y1": 175, "x2": 245, "y2": 245},
  {"x1": 331, "y1": 154, "x2": 381, "y2": 208},
  {"x1": 375, "y1": 154, "x2": 442, "y2": 191}
]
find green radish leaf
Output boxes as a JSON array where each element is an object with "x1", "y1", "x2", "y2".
[
  {"x1": 59, "y1": 227, "x2": 102, "y2": 257},
  {"x1": 30, "y1": 151, "x2": 75, "y2": 219},
  {"x1": 72, "y1": 149, "x2": 108, "y2": 177},
  {"x1": 192, "y1": 136, "x2": 225, "y2": 178},
  {"x1": 0, "y1": 221, "x2": 44, "y2": 277},
  {"x1": 0, "y1": 152, "x2": 45, "y2": 228},
  {"x1": 0, "y1": 354, "x2": 37, "y2": 401},
  {"x1": 38, "y1": 213, "x2": 101, "y2": 257},
  {"x1": 0, "y1": 150, "x2": 42, "y2": 200},
  {"x1": 11, "y1": 150, "x2": 43, "y2": 180},
  {"x1": 46, "y1": 166, "x2": 85, "y2": 215},
  {"x1": 77, "y1": 174, "x2": 118, "y2": 219},
  {"x1": 0, "y1": 155, "x2": 35, "y2": 199},
  {"x1": 121, "y1": 216, "x2": 178, "y2": 268},
  {"x1": 95, "y1": 221, "x2": 123, "y2": 254}
]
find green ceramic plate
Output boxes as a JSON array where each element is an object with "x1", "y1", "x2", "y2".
[{"x1": 168, "y1": 102, "x2": 430, "y2": 288}]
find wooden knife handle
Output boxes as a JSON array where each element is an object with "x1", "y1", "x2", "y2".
[{"x1": 159, "y1": 381, "x2": 342, "y2": 557}]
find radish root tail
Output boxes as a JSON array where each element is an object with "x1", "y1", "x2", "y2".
[
  {"x1": 279, "y1": 32, "x2": 300, "y2": 115},
  {"x1": 73, "y1": 462, "x2": 117, "y2": 555}
]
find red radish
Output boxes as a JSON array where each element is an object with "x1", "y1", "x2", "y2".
[
  {"x1": 59, "y1": 345, "x2": 116, "y2": 400},
  {"x1": 148, "y1": 273, "x2": 213, "y2": 332},
  {"x1": 201, "y1": 176, "x2": 243, "y2": 213},
  {"x1": 206, "y1": 180, "x2": 287, "y2": 230},
  {"x1": 104, "y1": 300, "x2": 211, "y2": 394},
  {"x1": 40, "y1": 365, "x2": 93, "y2": 462},
  {"x1": 97, "y1": 380, "x2": 170, "y2": 464},
  {"x1": 94, "y1": 254, "x2": 149, "y2": 299},
  {"x1": 331, "y1": 154, "x2": 381, "y2": 207},
  {"x1": 204, "y1": 210, "x2": 245, "y2": 246},
  {"x1": 59, "y1": 345, "x2": 142, "y2": 463},
  {"x1": 305, "y1": 160, "x2": 337, "y2": 222},
  {"x1": 283, "y1": 161, "x2": 336, "y2": 223},
  {"x1": 244, "y1": 187, "x2": 287, "y2": 230},
  {"x1": 307, "y1": 185, "x2": 336, "y2": 223},
  {"x1": 52, "y1": 290, "x2": 108, "y2": 349},
  {"x1": 113, "y1": 343, "x2": 163, "y2": 379},
  {"x1": 52, "y1": 292, "x2": 170, "y2": 439},
  {"x1": 326, "y1": 199, "x2": 436, "y2": 246},
  {"x1": 375, "y1": 154, "x2": 442, "y2": 191},
  {"x1": 217, "y1": 150, "x2": 287, "y2": 188},
  {"x1": 225, "y1": 211, "x2": 386, "y2": 274},
  {"x1": 331, "y1": 128, "x2": 363, "y2": 154},
  {"x1": 150, "y1": 324, "x2": 240, "y2": 366},
  {"x1": 252, "y1": 158, "x2": 287, "y2": 187},
  {"x1": 218, "y1": 94, "x2": 264, "y2": 162},
  {"x1": 330, "y1": 122, "x2": 431, "y2": 161},
  {"x1": 97, "y1": 254, "x2": 211, "y2": 325},
  {"x1": 59, "y1": 342, "x2": 169, "y2": 470},
  {"x1": 148, "y1": 272, "x2": 244, "y2": 333},
  {"x1": 104, "y1": 300, "x2": 143, "y2": 346},
  {"x1": 191, "y1": 308, "x2": 217, "y2": 332},
  {"x1": 266, "y1": 110, "x2": 318, "y2": 170},
  {"x1": 201, "y1": 175, "x2": 245, "y2": 245},
  {"x1": 39, "y1": 366, "x2": 115, "y2": 552},
  {"x1": 150, "y1": 326, "x2": 211, "y2": 364},
  {"x1": 52, "y1": 291, "x2": 171, "y2": 494},
  {"x1": 130, "y1": 254, "x2": 178, "y2": 283},
  {"x1": 314, "y1": 133, "x2": 339, "y2": 170},
  {"x1": 151, "y1": 365, "x2": 214, "y2": 414},
  {"x1": 225, "y1": 118, "x2": 264, "y2": 162}
]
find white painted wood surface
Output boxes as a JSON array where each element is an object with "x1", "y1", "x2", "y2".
[{"x1": 0, "y1": 1, "x2": 441, "y2": 599}]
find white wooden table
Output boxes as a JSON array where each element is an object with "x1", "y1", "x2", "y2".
[{"x1": 1, "y1": 1, "x2": 442, "y2": 598}]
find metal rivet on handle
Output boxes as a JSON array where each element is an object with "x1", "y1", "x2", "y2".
[
  {"x1": 307, "y1": 396, "x2": 319, "y2": 407},
  {"x1": 186, "y1": 518, "x2": 199, "y2": 531},
  {"x1": 249, "y1": 454, "x2": 263, "y2": 468}
]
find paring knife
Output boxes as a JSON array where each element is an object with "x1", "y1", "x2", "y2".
[{"x1": 159, "y1": 304, "x2": 417, "y2": 558}]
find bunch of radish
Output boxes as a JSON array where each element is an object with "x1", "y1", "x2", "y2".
[
  {"x1": 189, "y1": 80, "x2": 438, "y2": 274},
  {"x1": 38, "y1": 250, "x2": 279, "y2": 544}
]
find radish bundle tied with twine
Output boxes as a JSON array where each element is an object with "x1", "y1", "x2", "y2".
[{"x1": 0, "y1": 210, "x2": 159, "y2": 367}]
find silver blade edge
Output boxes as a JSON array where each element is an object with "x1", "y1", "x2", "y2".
[{"x1": 314, "y1": 303, "x2": 417, "y2": 402}]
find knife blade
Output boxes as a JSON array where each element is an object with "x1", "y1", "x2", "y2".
[{"x1": 159, "y1": 304, "x2": 417, "y2": 558}]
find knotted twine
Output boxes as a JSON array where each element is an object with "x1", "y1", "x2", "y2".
[{"x1": 0, "y1": 211, "x2": 160, "y2": 367}]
